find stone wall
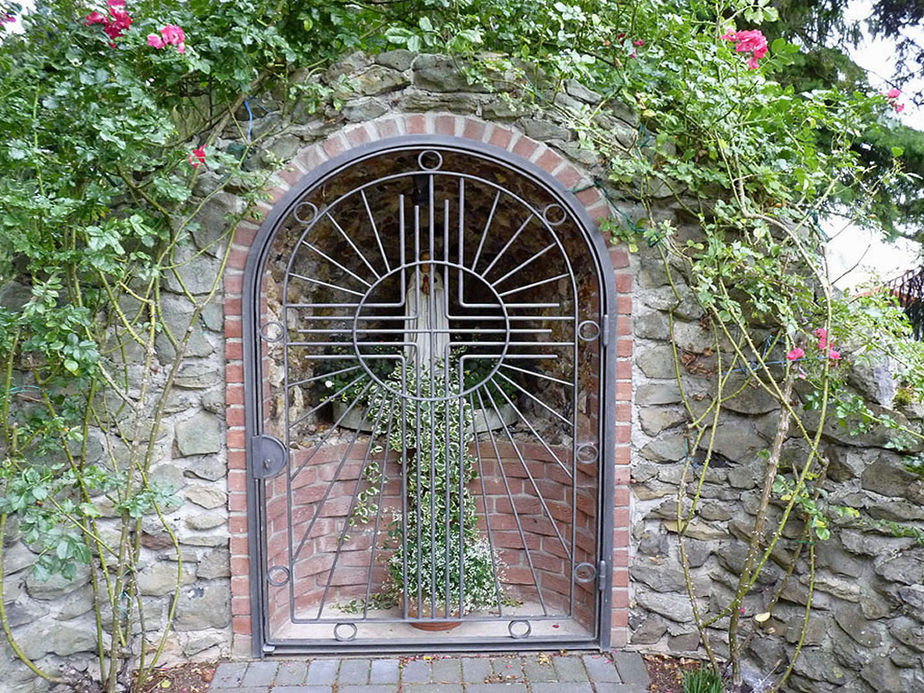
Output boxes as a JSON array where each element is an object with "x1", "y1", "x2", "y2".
[
  {"x1": 1, "y1": 49, "x2": 922, "y2": 693},
  {"x1": 628, "y1": 245, "x2": 924, "y2": 692},
  {"x1": 1, "y1": 254, "x2": 233, "y2": 691}
]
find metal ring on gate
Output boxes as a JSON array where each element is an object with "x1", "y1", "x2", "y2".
[
  {"x1": 334, "y1": 622, "x2": 358, "y2": 641},
  {"x1": 576, "y1": 443, "x2": 598, "y2": 464},
  {"x1": 294, "y1": 201, "x2": 318, "y2": 224},
  {"x1": 417, "y1": 150, "x2": 443, "y2": 171},
  {"x1": 508, "y1": 620, "x2": 531, "y2": 639},
  {"x1": 578, "y1": 320, "x2": 600, "y2": 341},
  {"x1": 573, "y1": 562, "x2": 597, "y2": 583},
  {"x1": 541, "y1": 203, "x2": 567, "y2": 226},
  {"x1": 259, "y1": 320, "x2": 285, "y2": 343},
  {"x1": 266, "y1": 565, "x2": 290, "y2": 587}
]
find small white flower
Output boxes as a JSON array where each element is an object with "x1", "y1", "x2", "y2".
[{"x1": 324, "y1": 380, "x2": 334, "y2": 389}]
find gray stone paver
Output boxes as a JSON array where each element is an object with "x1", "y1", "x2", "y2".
[
  {"x1": 593, "y1": 683, "x2": 645, "y2": 693},
  {"x1": 274, "y1": 660, "x2": 307, "y2": 686},
  {"x1": 466, "y1": 684, "x2": 528, "y2": 693},
  {"x1": 305, "y1": 659, "x2": 339, "y2": 685},
  {"x1": 338, "y1": 657, "x2": 371, "y2": 684},
  {"x1": 403, "y1": 685, "x2": 464, "y2": 693},
  {"x1": 242, "y1": 661, "x2": 279, "y2": 687},
  {"x1": 491, "y1": 656, "x2": 524, "y2": 680},
  {"x1": 522, "y1": 656, "x2": 558, "y2": 682},
  {"x1": 582, "y1": 654, "x2": 622, "y2": 683},
  {"x1": 369, "y1": 658, "x2": 400, "y2": 684},
  {"x1": 553, "y1": 655, "x2": 590, "y2": 682},
  {"x1": 611, "y1": 652, "x2": 650, "y2": 688},
  {"x1": 211, "y1": 662, "x2": 248, "y2": 688},
  {"x1": 430, "y1": 657, "x2": 462, "y2": 683},
  {"x1": 533, "y1": 683, "x2": 593, "y2": 693},
  {"x1": 462, "y1": 656, "x2": 493, "y2": 682},
  {"x1": 206, "y1": 650, "x2": 650, "y2": 692},
  {"x1": 401, "y1": 658, "x2": 430, "y2": 683}
]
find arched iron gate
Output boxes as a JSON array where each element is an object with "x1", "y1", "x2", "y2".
[{"x1": 243, "y1": 136, "x2": 616, "y2": 654}]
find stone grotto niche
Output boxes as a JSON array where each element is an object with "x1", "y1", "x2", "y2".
[{"x1": 245, "y1": 136, "x2": 615, "y2": 654}]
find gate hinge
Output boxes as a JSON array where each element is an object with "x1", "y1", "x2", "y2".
[
  {"x1": 262, "y1": 643, "x2": 276, "y2": 654},
  {"x1": 596, "y1": 560, "x2": 608, "y2": 591},
  {"x1": 602, "y1": 314, "x2": 610, "y2": 347}
]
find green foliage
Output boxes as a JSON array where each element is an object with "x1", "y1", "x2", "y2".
[
  {"x1": 369, "y1": 365, "x2": 502, "y2": 614},
  {"x1": 684, "y1": 665, "x2": 725, "y2": 693}
]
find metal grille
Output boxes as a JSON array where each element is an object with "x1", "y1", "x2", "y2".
[{"x1": 244, "y1": 138, "x2": 615, "y2": 654}]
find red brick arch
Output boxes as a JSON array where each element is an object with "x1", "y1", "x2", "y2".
[{"x1": 221, "y1": 113, "x2": 633, "y2": 655}]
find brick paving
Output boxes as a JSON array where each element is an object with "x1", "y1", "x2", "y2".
[{"x1": 208, "y1": 651, "x2": 650, "y2": 692}]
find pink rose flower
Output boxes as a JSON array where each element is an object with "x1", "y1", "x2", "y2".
[
  {"x1": 84, "y1": 11, "x2": 108, "y2": 26},
  {"x1": 720, "y1": 28, "x2": 768, "y2": 69},
  {"x1": 786, "y1": 347, "x2": 805, "y2": 361},
  {"x1": 886, "y1": 88, "x2": 901, "y2": 99},
  {"x1": 160, "y1": 24, "x2": 184, "y2": 45},
  {"x1": 147, "y1": 33, "x2": 165, "y2": 48},
  {"x1": 633, "y1": 39, "x2": 644, "y2": 47},
  {"x1": 828, "y1": 348, "x2": 841, "y2": 361},
  {"x1": 894, "y1": 103, "x2": 905, "y2": 114},
  {"x1": 85, "y1": 1, "x2": 132, "y2": 43},
  {"x1": 188, "y1": 146, "x2": 206, "y2": 168},
  {"x1": 813, "y1": 327, "x2": 827, "y2": 350}
]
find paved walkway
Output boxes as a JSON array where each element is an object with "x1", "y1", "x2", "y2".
[{"x1": 208, "y1": 651, "x2": 650, "y2": 692}]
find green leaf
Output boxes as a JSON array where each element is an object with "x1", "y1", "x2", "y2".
[
  {"x1": 79, "y1": 502, "x2": 101, "y2": 518},
  {"x1": 891, "y1": 146, "x2": 904, "y2": 157}
]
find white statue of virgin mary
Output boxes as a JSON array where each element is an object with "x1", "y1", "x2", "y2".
[{"x1": 404, "y1": 253, "x2": 450, "y2": 373}]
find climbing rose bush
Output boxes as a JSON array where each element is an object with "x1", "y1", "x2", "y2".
[{"x1": 720, "y1": 28, "x2": 768, "y2": 69}]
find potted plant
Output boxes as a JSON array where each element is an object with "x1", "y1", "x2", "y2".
[{"x1": 368, "y1": 364, "x2": 503, "y2": 628}]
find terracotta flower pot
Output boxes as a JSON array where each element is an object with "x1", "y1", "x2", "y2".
[{"x1": 404, "y1": 595, "x2": 462, "y2": 631}]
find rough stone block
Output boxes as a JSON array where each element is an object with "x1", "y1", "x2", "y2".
[
  {"x1": 173, "y1": 582, "x2": 230, "y2": 630},
  {"x1": 375, "y1": 49, "x2": 415, "y2": 72},
  {"x1": 413, "y1": 55, "x2": 478, "y2": 92},
  {"x1": 175, "y1": 411, "x2": 222, "y2": 457}
]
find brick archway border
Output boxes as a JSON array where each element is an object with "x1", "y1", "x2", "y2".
[{"x1": 222, "y1": 113, "x2": 633, "y2": 657}]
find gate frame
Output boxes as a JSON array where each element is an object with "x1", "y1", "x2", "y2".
[{"x1": 233, "y1": 122, "x2": 629, "y2": 657}]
